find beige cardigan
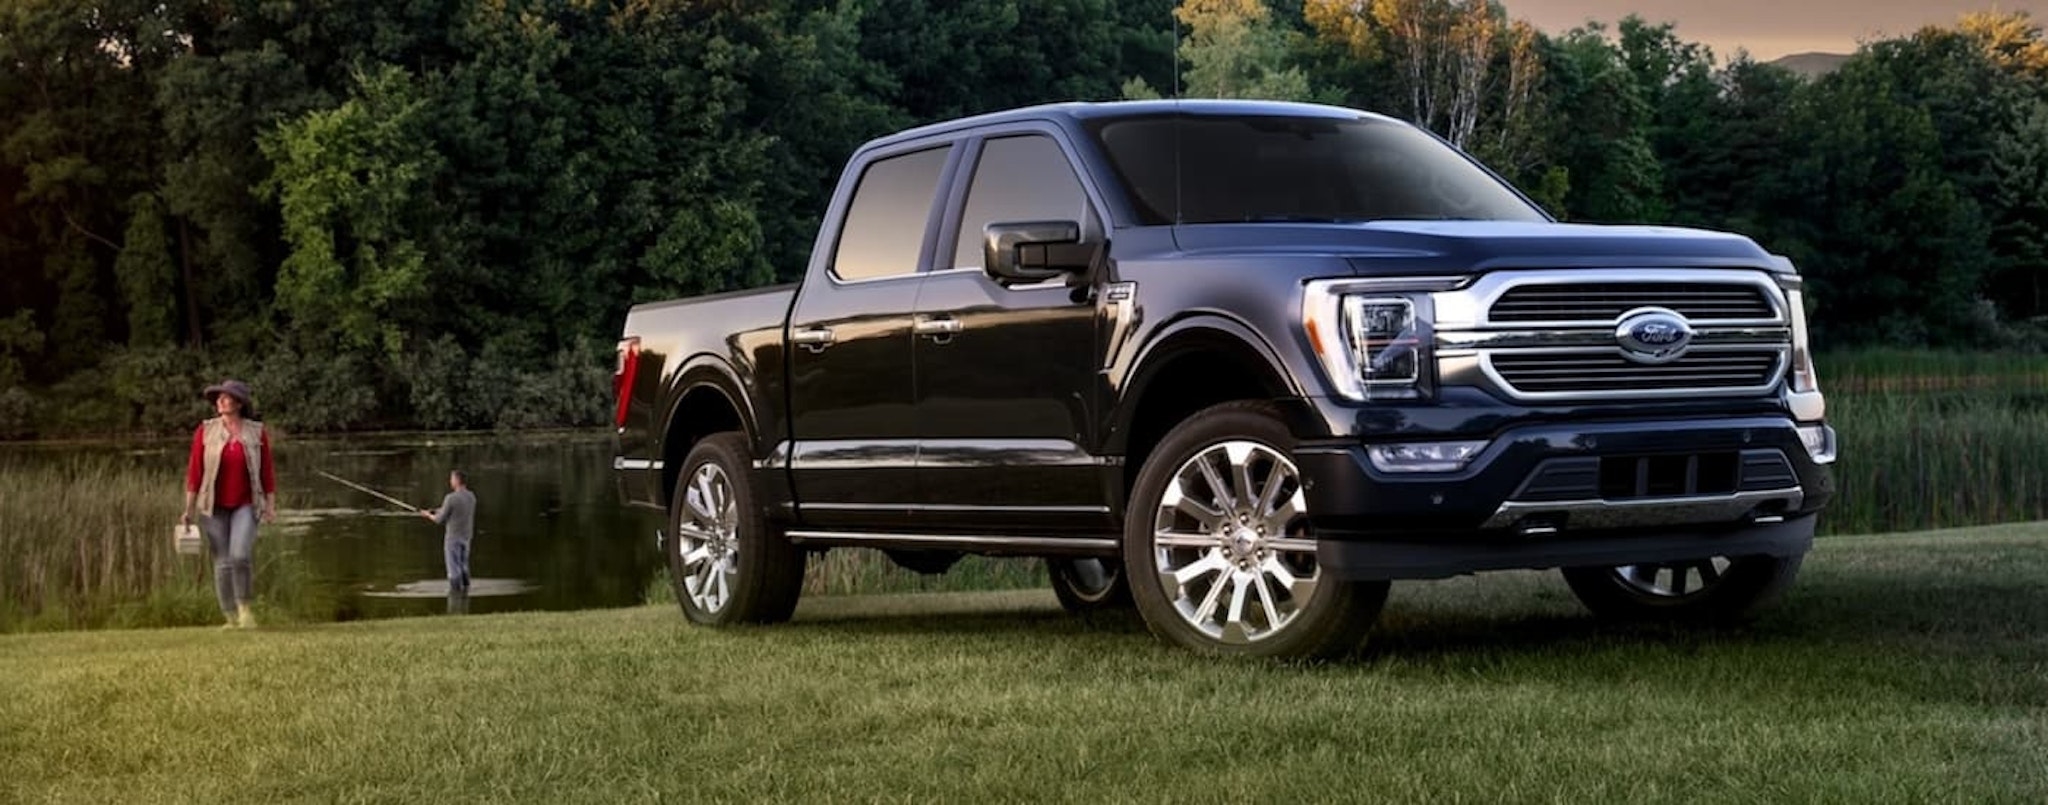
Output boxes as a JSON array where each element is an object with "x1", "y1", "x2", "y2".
[{"x1": 194, "y1": 416, "x2": 269, "y2": 518}]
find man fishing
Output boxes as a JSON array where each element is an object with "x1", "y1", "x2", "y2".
[{"x1": 420, "y1": 470, "x2": 477, "y2": 593}]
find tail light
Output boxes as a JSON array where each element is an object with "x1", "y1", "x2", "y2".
[{"x1": 613, "y1": 336, "x2": 641, "y2": 430}]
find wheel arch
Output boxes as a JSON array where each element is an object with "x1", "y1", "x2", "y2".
[
  {"x1": 659, "y1": 355, "x2": 756, "y2": 512},
  {"x1": 1110, "y1": 314, "x2": 1319, "y2": 506}
]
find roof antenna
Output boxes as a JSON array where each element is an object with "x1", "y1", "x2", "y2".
[{"x1": 1171, "y1": 5, "x2": 1180, "y2": 100}]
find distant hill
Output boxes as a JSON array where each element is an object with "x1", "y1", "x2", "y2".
[{"x1": 1771, "y1": 52, "x2": 1852, "y2": 79}]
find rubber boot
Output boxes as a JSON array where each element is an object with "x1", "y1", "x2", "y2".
[{"x1": 236, "y1": 603, "x2": 256, "y2": 629}]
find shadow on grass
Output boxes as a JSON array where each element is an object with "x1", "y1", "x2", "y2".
[{"x1": 748, "y1": 540, "x2": 2048, "y2": 709}]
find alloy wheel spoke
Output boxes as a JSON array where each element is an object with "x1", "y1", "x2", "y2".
[
  {"x1": 680, "y1": 544, "x2": 712, "y2": 569},
  {"x1": 1156, "y1": 530, "x2": 1218, "y2": 549},
  {"x1": 1253, "y1": 466, "x2": 1285, "y2": 522},
  {"x1": 1166, "y1": 486, "x2": 1227, "y2": 530},
  {"x1": 1173, "y1": 551, "x2": 1231, "y2": 589},
  {"x1": 1264, "y1": 556, "x2": 1316, "y2": 601},
  {"x1": 1264, "y1": 489, "x2": 1305, "y2": 531},
  {"x1": 685, "y1": 481, "x2": 716, "y2": 523},
  {"x1": 1192, "y1": 566, "x2": 1233, "y2": 623},
  {"x1": 1224, "y1": 443, "x2": 1261, "y2": 513},
  {"x1": 1224, "y1": 572, "x2": 1252, "y2": 633},
  {"x1": 1251, "y1": 573, "x2": 1283, "y2": 631},
  {"x1": 1193, "y1": 453, "x2": 1237, "y2": 512}
]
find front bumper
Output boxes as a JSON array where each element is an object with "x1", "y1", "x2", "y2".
[{"x1": 1294, "y1": 415, "x2": 1835, "y2": 580}]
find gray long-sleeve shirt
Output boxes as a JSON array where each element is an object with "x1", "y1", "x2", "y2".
[{"x1": 432, "y1": 489, "x2": 476, "y2": 544}]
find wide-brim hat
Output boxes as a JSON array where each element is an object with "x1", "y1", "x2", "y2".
[{"x1": 202, "y1": 379, "x2": 253, "y2": 410}]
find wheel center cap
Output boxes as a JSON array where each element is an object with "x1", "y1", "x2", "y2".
[{"x1": 1230, "y1": 527, "x2": 1260, "y2": 558}]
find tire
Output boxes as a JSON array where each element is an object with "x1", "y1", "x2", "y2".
[
  {"x1": 1047, "y1": 557, "x2": 1133, "y2": 614},
  {"x1": 667, "y1": 433, "x2": 806, "y2": 625},
  {"x1": 1123, "y1": 401, "x2": 1390, "y2": 659},
  {"x1": 1561, "y1": 553, "x2": 1805, "y2": 624}
]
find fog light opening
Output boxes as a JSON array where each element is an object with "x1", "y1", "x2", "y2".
[
  {"x1": 1515, "y1": 514, "x2": 1565, "y2": 537},
  {"x1": 1797, "y1": 423, "x2": 1837, "y2": 465},
  {"x1": 1747, "y1": 500, "x2": 1791, "y2": 525},
  {"x1": 1367, "y1": 440, "x2": 1490, "y2": 474}
]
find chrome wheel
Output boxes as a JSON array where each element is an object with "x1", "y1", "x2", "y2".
[
  {"x1": 1609, "y1": 557, "x2": 1735, "y2": 600},
  {"x1": 677, "y1": 463, "x2": 740, "y2": 614},
  {"x1": 1151, "y1": 440, "x2": 1320, "y2": 644},
  {"x1": 1563, "y1": 552, "x2": 1804, "y2": 624}
]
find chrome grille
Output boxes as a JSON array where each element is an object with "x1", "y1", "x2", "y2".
[
  {"x1": 1490, "y1": 283, "x2": 1775, "y2": 323},
  {"x1": 1489, "y1": 350, "x2": 1785, "y2": 396}
]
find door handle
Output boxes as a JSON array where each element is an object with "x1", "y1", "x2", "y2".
[
  {"x1": 792, "y1": 326, "x2": 835, "y2": 353},
  {"x1": 913, "y1": 316, "x2": 963, "y2": 343}
]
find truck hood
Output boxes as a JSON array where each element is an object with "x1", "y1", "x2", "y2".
[{"x1": 1167, "y1": 220, "x2": 1790, "y2": 273}]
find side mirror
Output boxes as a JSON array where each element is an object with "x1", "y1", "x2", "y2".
[{"x1": 983, "y1": 220, "x2": 1095, "y2": 285}]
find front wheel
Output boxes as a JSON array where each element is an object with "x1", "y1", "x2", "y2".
[
  {"x1": 1561, "y1": 553, "x2": 1804, "y2": 624},
  {"x1": 668, "y1": 433, "x2": 806, "y2": 625},
  {"x1": 1123, "y1": 402, "x2": 1389, "y2": 659}
]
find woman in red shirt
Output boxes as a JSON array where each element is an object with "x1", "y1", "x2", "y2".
[{"x1": 179, "y1": 379, "x2": 277, "y2": 629}]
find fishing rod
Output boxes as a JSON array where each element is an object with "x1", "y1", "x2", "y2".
[{"x1": 316, "y1": 470, "x2": 425, "y2": 514}]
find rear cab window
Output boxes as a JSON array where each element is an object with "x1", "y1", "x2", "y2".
[{"x1": 830, "y1": 145, "x2": 952, "y2": 282}]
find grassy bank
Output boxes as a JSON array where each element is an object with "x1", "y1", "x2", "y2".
[{"x1": 5, "y1": 526, "x2": 2045, "y2": 802}]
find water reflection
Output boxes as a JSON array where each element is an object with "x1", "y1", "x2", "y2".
[
  {"x1": 284, "y1": 432, "x2": 659, "y2": 621},
  {"x1": 14, "y1": 430, "x2": 660, "y2": 624}
]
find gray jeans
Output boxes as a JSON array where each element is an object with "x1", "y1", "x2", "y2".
[
  {"x1": 445, "y1": 539, "x2": 471, "y2": 592},
  {"x1": 203, "y1": 505, "x2": 257, "y2": 615}
]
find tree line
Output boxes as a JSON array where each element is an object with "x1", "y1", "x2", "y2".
[{"x1": 3, "y1": 0, "x2": 2045, "y2": 438}]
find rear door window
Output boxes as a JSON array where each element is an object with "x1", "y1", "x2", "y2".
[{"x1": 831, "y1": 146, "x2": 952, "y2": 281}]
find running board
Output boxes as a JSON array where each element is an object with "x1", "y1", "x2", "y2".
[{"x1": 783, "y1": 530, "x2": 1119, "y2": 557}]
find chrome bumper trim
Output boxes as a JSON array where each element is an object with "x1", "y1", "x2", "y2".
[{"x1": 1481, "y1": 486, "x2": 1805, "y2": 531}]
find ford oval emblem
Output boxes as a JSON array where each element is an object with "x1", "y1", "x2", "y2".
[{"x1": 1615, "y1": 308, "x2": 1694, "y2": 365}]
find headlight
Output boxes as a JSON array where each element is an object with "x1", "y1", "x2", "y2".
[
  {"x1": 1305, "y1": 283, "x2": 1433, "y2": 401},
  {"x1": 1787, "y1": 288, "x2": 1820, "y2": 394}
]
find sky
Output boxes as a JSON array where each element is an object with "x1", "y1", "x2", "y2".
[{"x1": 1513, "y1": 0, "x2": 2048, "y2": 61}]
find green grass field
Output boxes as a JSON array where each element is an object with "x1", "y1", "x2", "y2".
[{"x1": 5, "y1": 525, "x2": 2044, "y2": 803}]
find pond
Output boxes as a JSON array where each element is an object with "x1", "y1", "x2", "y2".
[
  {"x1": 1, "y1": 429, "x2": 1046, "y2": 630},
  {"x1": 273, "y1": 431, "x2": 661, "y2": 620},
  {"x1": 4, "y1": 430, "x2": 663, "y2": 623}
]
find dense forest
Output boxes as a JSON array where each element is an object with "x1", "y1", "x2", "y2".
[{"x1": 3, "y1": 0, "x2": 2047, "y2": 437}]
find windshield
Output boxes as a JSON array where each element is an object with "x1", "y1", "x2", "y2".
[{"x1": 1085, "y1": 113, "x2": 1548, "y2": 226}]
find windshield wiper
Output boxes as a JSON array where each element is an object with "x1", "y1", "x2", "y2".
[{"x1": 1238, "y1": 215, "x2": 1364, "y2": 224}]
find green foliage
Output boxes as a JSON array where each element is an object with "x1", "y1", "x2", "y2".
[
  {"x1": 0, "y1": 310, "x2": 42, "y2": 390},
  {"x1": 113, "y1": 194, "x2": 180, "y2": 348},
  {"x1": 1543, "y1": 23, "x2": 1665, "y2": 223},
  {"x1": 262, "y1": 64, "x2": 444, "y2": 359},
  {"x1": 1170, "y1": 0, "x2": 1317, "y2": 101}
]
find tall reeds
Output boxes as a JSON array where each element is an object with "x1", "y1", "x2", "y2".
[{"x1": 0, "y1": 456, "x2": 216, "y2": 630}]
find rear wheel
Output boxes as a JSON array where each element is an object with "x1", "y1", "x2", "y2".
[
  {"x1": 1047, "y1": 557, "x2": 1132, "y2": 614},
  {"x1": 668, "y1": 433, "x2": 805, "y2": 625},
  {"x1": 1561, "y1": 553, "x2": 1804, "y2": 624},
  {"x1": 1123, "y1": 402, "x2": 1389, "y2": 659}
]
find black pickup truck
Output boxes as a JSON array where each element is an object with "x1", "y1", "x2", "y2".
[{"x1": 611, "y1": 99, "x2": 1837, "y2": 659}]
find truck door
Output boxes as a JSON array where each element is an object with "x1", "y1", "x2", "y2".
[
  {"x1": 785, "y1": 143, "x2": 954, "y2": 529},
  {"x1": 911, "y1": 131, "x2": 1114, "y2": 533}
]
